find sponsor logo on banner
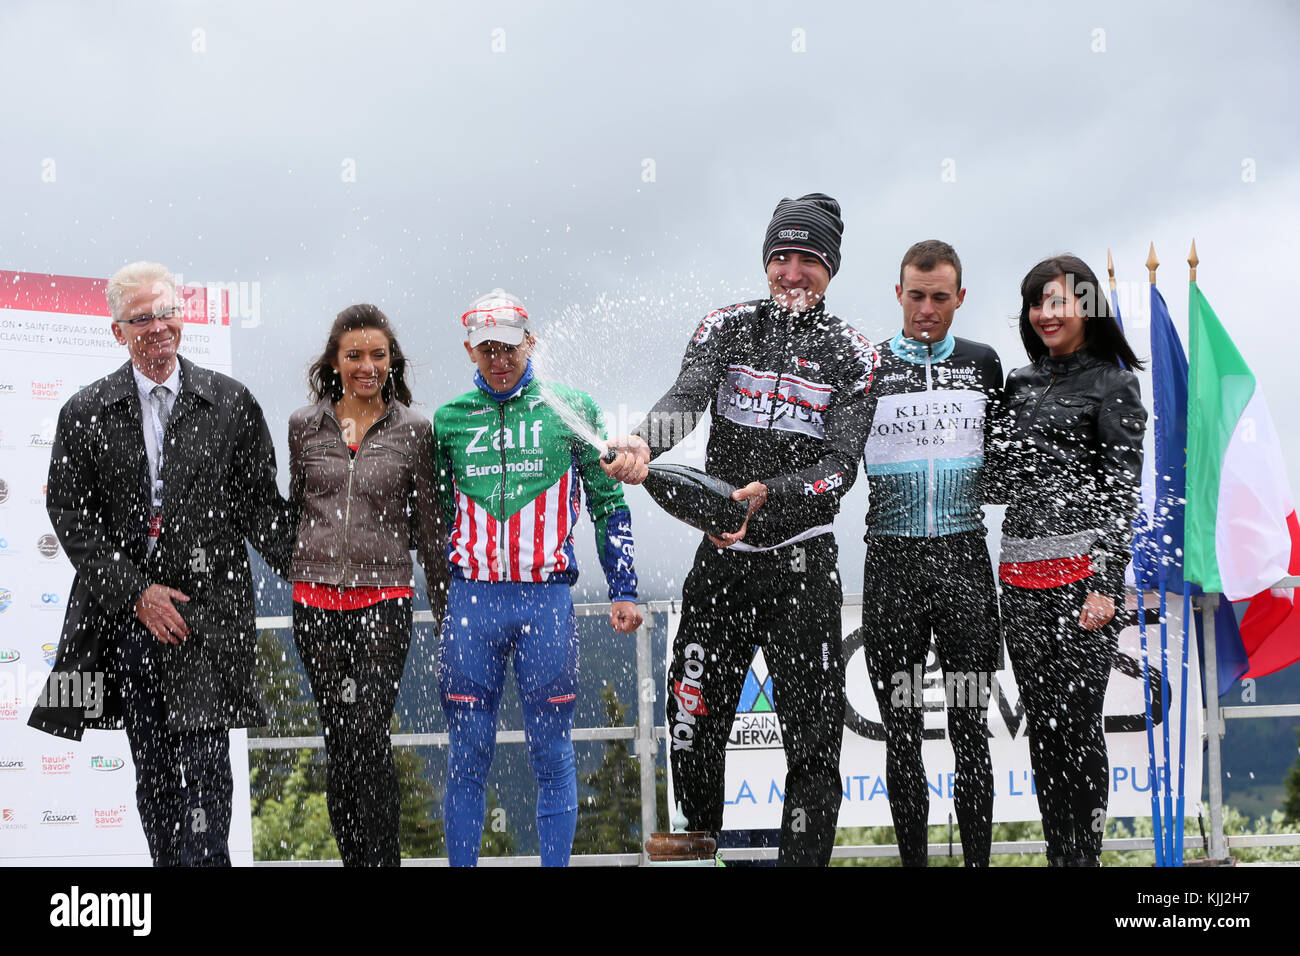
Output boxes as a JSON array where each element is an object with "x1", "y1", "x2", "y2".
[
  {"x1": 40, "y1": 809, "x2": 78, "y2": 826},
  {"x1": 0, "y1": 382, "x2": 14, "y2": 395},
  {"x1": 728, "y1": 651, "x2": 784, "y2": 750},
  {"x1": 29, "y1": 417, "x2": 56, "y2": 449},
  {"x1": 0, "y1": 648, "x2": 19, "y2": 663},
  {"x1": 41, "y1": 643, "x2": 57, "y2": 665},
  {"x1": 0, "y1": 587, "x2": 10, "y2": 610},
  {"x1": 0, "y1": 478, "x2": 8, "y2": 504},
  {"x1": 94, "y1": 805, "x2": 129, "y2": 829},
  {"x1": 89, "y1": 755, "x2": 125, "y2": 772},
  {"x1": 0, "y1": 539, "x2": 17, "y2": 558},
  {"x1": 30, "y1": 379, "x2": 63, "y2": 400},
  {"x1": 0, "y1": 757, "x2": 26, "y2": 772},
  {"x1": 0, "y1": 698, "x2": 18, "y2": 720},
  {"x1": 33, "y1": 592, "x2": 60, "y2": 610},
  {"x1": 36, "y1": 534, "x2": 59, "y2": 559},
  {"x1": 0, "y1": 808, "x2": 26, "y2": 830},
  {"x1": 41, "y1": 752, "x2": 75, "y2": 775}
]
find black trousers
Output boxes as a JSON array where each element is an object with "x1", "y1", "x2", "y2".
[
  {"x1": 1001, "y1": 578, "x2": 1121, "y2": 864},
  {"x1": 113, "y1": 623, "x2": 233, "y2": 867},
  {"x1": 860, "y1": 532, "x2": 1000, "y2": 866},
  {"x1": 293, "y1": 598, "x2": 412, "y2": 867},
  {"x1": 668, "y1": 536, "x2": 845, "y2": 867}
]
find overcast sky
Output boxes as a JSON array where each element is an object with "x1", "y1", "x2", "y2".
[{"x1": 3, "y1": 0, "x2": 1297, "y2": 600}]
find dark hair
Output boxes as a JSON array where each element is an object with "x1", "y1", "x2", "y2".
[
  {"x1": 308, "y1": 304, "x2": 413, "y2": 405},
  {"x1": 900, "y1": 239, "x2": 962, "y2": 289},
  {"x1": 1017, "y1": 255, "x2": 1145, "y2": 370}
]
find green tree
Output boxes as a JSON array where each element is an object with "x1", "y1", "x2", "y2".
[
  {"x1": 1283, "y1": 729, "x2": 1300, "y2": 824},
  {"x1": 251, "y1": 628, "x2": 447, "y2": 861},
  {"x1": 573, "y1": 683, "x2": 644, "y2": 854},
  {"x1": 394, "y1": 724, "x2": 444, "y2": 859},
  {"x1": 249, "y1": 628, "x2": 324, "y2": 814},
  {"x1": 252, "y1": 749, "x2": 339, "y2": 862},
  {"x1": 480, "y1": 787, "x2": 517, "y2": 857}
]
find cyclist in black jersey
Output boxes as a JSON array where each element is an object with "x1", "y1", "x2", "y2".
[
  {"x1": 860, "y1": 240, "x2": 1004, "y2": 866},
  {"x1": 604, "y1": 194, "x2": 878, "y2": 866}
]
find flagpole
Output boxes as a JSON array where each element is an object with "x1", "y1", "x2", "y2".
[
  {"x1": 1176, "y1": 585, "x2": 1191, "y2": 863},
  {"x1": 1148, "y1": 243, "x2": 1177, "y2": 865},
  {"x1": 1203, "y1": 597, "x2": 1227, "y2": 860},
  {"x1": 1172, "y1": 241, "x2": 1200, "y2": 866},
  {"x1": 1187, "y1": 237, "x2": 1229, "y2": 860},
  {"x1": 1118, "y1": 245, "x2": 1165, "y2": 865}
]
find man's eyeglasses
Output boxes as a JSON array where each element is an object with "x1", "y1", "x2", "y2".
[{"x1": 115, "y1": 306, "x2": 182, "y2": 328}]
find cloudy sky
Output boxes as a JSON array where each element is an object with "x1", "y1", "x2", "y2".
[{"x1": 3, "y1": 0, "x2": 1297, "y2": 600}]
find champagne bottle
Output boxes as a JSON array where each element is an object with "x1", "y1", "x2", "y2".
[{"x1": 604, "y1": 451, "x2": 749, "y2": 536}]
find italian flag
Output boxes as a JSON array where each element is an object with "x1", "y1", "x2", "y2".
[{"x1": 1185, "y1": 281, "x2": 1300, "y2": 676}]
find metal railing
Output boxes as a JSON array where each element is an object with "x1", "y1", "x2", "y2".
[
  {"x1": 249, "y1": 583, "x2": 1300, "y2": 866},
  {"x1": 1199, "y1": 575, "x2": 1300, "y2": 861},
  {"x1": 249, "y1": 599, "x2": 673, "y2": 865}
]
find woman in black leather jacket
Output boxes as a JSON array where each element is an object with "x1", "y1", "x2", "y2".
[{"x1": 991, "y1": 255, "x2": 1147, "y2": 866}]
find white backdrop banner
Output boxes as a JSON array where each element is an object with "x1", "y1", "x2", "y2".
[
  {"x1": 667, "y1": 597, "x2": 1203, "y2": 829},
  {"x1": 0, "y1": 269, "x2": 254, "y2": 865}
]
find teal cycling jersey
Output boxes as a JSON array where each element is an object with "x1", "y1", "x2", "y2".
[{"x1": 862, "y1": 332, "x2": 1003, "y2": 538}]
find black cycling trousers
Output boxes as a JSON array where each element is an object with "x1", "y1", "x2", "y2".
[
  {"x1": 294, "y1": 598, "x2": 413, "y2": 867},
  {"x1": 861, "y1": 532, "x2": 999, "y2": 866},
  {"x1": 1002, "y1": 578, "x2": 1120, "y2": 864},
  {"x1": 668, "y1": 536, "x2": 845, "y2": 867}
]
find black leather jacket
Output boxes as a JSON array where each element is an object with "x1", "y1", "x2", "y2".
[{"x1": 989, "y1": 349, "x2": 1147, "y2": 596}]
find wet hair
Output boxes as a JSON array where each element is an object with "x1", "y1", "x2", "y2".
[
  {"x1": 1017, "y1": 255, "x2": 1144, "y2": 370},
  {"x1": 308, "y1": 304, "x2": 413, "y2": 405},
  {"x1": 900, "y1": 240, "x2": 962, "y2": 290}
]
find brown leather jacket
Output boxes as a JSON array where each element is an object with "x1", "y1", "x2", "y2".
[{"x1": 288, "y1": 399, "x2": 448, "y2": 610}]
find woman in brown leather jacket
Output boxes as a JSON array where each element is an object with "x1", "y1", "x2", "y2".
[
  {"x1": 992, "y1": 255, "x2": 1147, "y2": 866},
  {"x1": 288, "y1": 304, "x2": 447, "y2": 866}
]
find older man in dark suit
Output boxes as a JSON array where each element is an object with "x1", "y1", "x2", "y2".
[{"x1": 28, "y1": 261, "x2": 295, "y2": 866}]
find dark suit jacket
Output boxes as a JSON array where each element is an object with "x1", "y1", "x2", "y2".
[{"x1": 28, "y1": 356, "x2": 295, "y2": 740}]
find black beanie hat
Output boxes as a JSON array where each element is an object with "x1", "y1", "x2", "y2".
[{"x1": 762, "y1": 192, "x2": 844, "y2": 277}]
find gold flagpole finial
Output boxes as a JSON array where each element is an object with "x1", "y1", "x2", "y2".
[
  {"x1": 1107, "y1": 248, "x2": 1117, "y2": 291},
  {"x1": 1146, "y1": 243, "x2": 1159, "y2": 284},
  {"x1": 1188, "y1": 239, "x2": 1199, "y2": 282}
]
